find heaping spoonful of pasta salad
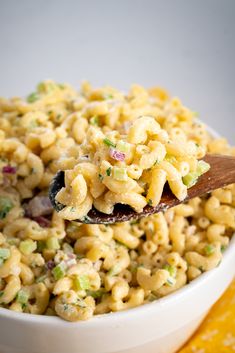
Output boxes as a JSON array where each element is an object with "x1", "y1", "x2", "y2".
[{"x1": 49, "y1": 116, "x2": 235, "y2": 224}]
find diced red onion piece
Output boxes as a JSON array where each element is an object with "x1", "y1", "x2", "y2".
[
  {"x1": 46, "y1": 260, "x2": 55, "y2": 270},
  {"x1": 27, "y1": 196, "x2": 53, "y2": 217},
  {"x1": 33, "y1": 216, "x2": 51, "y2": 228},
  {"x1": 109, "y1": 148, "x2": 125, "y2": 161},
  {"x1": 2, "y1": 165, "x2": 17, "y2": 174}
]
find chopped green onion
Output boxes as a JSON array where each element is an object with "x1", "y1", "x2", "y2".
[
  {"x1": 16, "y1": 289, "x2": 29, "y2": 305},
  {"x1": 37, "y1": 240, "x2": 45, "y2": 252},
  {"x1": 46, "y1": 237, "x2": 60, "y2": 250},
  {"x1": 98, "y1": 173, "x2": 104, "y2": 181},
  {"x1": 154, "y1": 159, "x2": 160, "y2": 165},
  {"x1": 182, "y1": 171, "x2": 199, "y2": 188},
  {"x1": 90, "y1": 116, "x2": 99, "y2": 126},
  {"x1": 0, "y1": 197, "x2": 13, "y2": 220},
  {"x1": 74, "y1": 275, "x2": 90, "y2": 290},
  {"x1": 116, "y1": 140, "x2": 130, "y2": 153},
  {"x1": 0, "y1": 291, "x2": 4, "y2": 297},
  {"x1": 63, "y1": 303, "x2": 69, "y2": 311},
  {"x1": 113, "y1": 167, "x2": 128, "y2": 181},
  {"x1": 204, "y1": 244, "x2": 215, "y2": 256},
  {"x1": 221, "y1": 245, "x2": 227, "y2": 253},
  {"x1": 52, "y1": 263, "x2": 66, "y2": 280},
  {"x1": 163, "y1": 264, "x2": 177, "y2": 278},
  {"x1": 147, "y1": 199, "x2": 153, "y2": 206},
  {"x1": 82, "y1": 215, "x2": 92, "y2": 223},
  {"x1": 19, "y1": 239, "x2": 37, "y2": 255},
  {"x1": 106, "y1": 167, "x2": 112, "y2": 176},
  {"x1": 196, "y1": 160, "x2": 210, "y2": 176},
  {"x1": 0, "y1": 248, "x2": 10, "y2": 260},
  {"x1": 27, "y1": 92, "x2": 40, "y2": 103},
  {"x1": 103, "y1": 138, "x2": 116, "y2": 148}
]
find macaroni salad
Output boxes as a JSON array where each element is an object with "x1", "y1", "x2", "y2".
[
  {"x1": 0, "y1": 80, "x2": 234, "y2": 321},
  {"x1": 55, "y1": 112, "x2": 210, "y2": 221}
]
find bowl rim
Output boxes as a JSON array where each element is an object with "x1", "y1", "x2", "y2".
[{"x1": 0, "y1": 123, "x2": 233, "y2": 327}]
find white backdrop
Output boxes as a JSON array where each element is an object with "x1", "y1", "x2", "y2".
[{"x1": 0, "y1": 0, "x2": 234, "y2": 142}]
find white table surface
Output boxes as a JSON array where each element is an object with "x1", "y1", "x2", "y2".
[{"x1": 0, "y1": 0, "x2": 234, "y2": 143}]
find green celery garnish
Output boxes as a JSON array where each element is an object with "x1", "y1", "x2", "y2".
[
  {"x1": 103, "y1": 138, "x2": 116, "y2": 148},
  {"x1": 52, "y1": 263, "x2": 66, "y2": 280},
  {"x1": 0, "y1": 197, "x2": 13, "y2": 219},
  {"x1": 113, "y1": 167, "x2": 128, "y2": 181},
  {"x1": 74, "y1": 275, "x2": 90, "y2": 290},
  {"x1": 204, "y1": 244, "x2": 215, "y2": 256},
  {"x1": 27, "y1": 92, "x2": 40, "y2": 103},
  {"x1": 19, "y1": 239, "x2": 37, "y2": 255}
]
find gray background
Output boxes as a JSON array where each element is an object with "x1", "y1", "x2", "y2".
[{"x1": 0, "y1": 0, "x2": 234, "y2": 142}]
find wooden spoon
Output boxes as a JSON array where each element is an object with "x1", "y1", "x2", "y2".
[{"x1": 49, "y1": 154, "x2": 235, "y2": 224}]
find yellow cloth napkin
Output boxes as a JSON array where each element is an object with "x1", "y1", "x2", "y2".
[{"x1": 179, "y1": 279, "x2": 235, "y2": 353}]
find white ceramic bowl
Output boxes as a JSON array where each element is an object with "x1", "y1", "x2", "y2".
[{"x1": 0, "y1": 125, "x2": 234, "y2": 353}]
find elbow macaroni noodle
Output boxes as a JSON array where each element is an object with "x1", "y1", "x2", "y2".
[{"x1": 0, "y1": 80, "x2": 234, "y2": 321}]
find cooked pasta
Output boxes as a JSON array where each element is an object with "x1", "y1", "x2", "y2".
[
  {"x1": 0, "y1": 80, "x2": 234, "y2": 321},
  {"x1": 55, "y1": 114, "x2": 210, "y2": 220}
]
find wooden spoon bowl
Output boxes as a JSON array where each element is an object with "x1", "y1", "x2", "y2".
[{"x1": 49, "y1": 154, "x2": 235, "y2": 224}]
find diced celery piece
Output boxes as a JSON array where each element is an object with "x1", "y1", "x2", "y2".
[
  {"x1": 52, "y1": 263, "x2": 66, "y2": 280},
  {"x1": 74, "y1": 275, "x2": 90, "y2": 290},
  {"x1": 16, "y1": 289, "x2": 29, "y2": 304},
  {"x1": 196, "y1": 160, "x2": 210, "y2": 176},
  {"x1": 46, "y1": 237, "x2": 60, "y2": 250},
  {"x1": 116, "y1": 140, "x2": 130, "y2": 153},
  {"x1": 182, "y1": 172, "x2": 199, "y2": 188},
  {"x1": 19, "y1": 239, "x2": 37, "y2": 255},
  {"x1": 0, "y1": 197, "x2": 13, "y2": 219},
  {"x1": 113, "y1": 167, "x2": 128, "y2": 181},
  {"x1": 27, "y1": 92, "x2": 40, "y2": 103},
  {"x1": 0, "y1": 248, "x2": 10, "y2": 260},
  {"x1": 86, "y1": 289, "x2": 105, "y2": 298},
  {"x1": 163, "y1": 264, "x2": 177, "y2": 278}
]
